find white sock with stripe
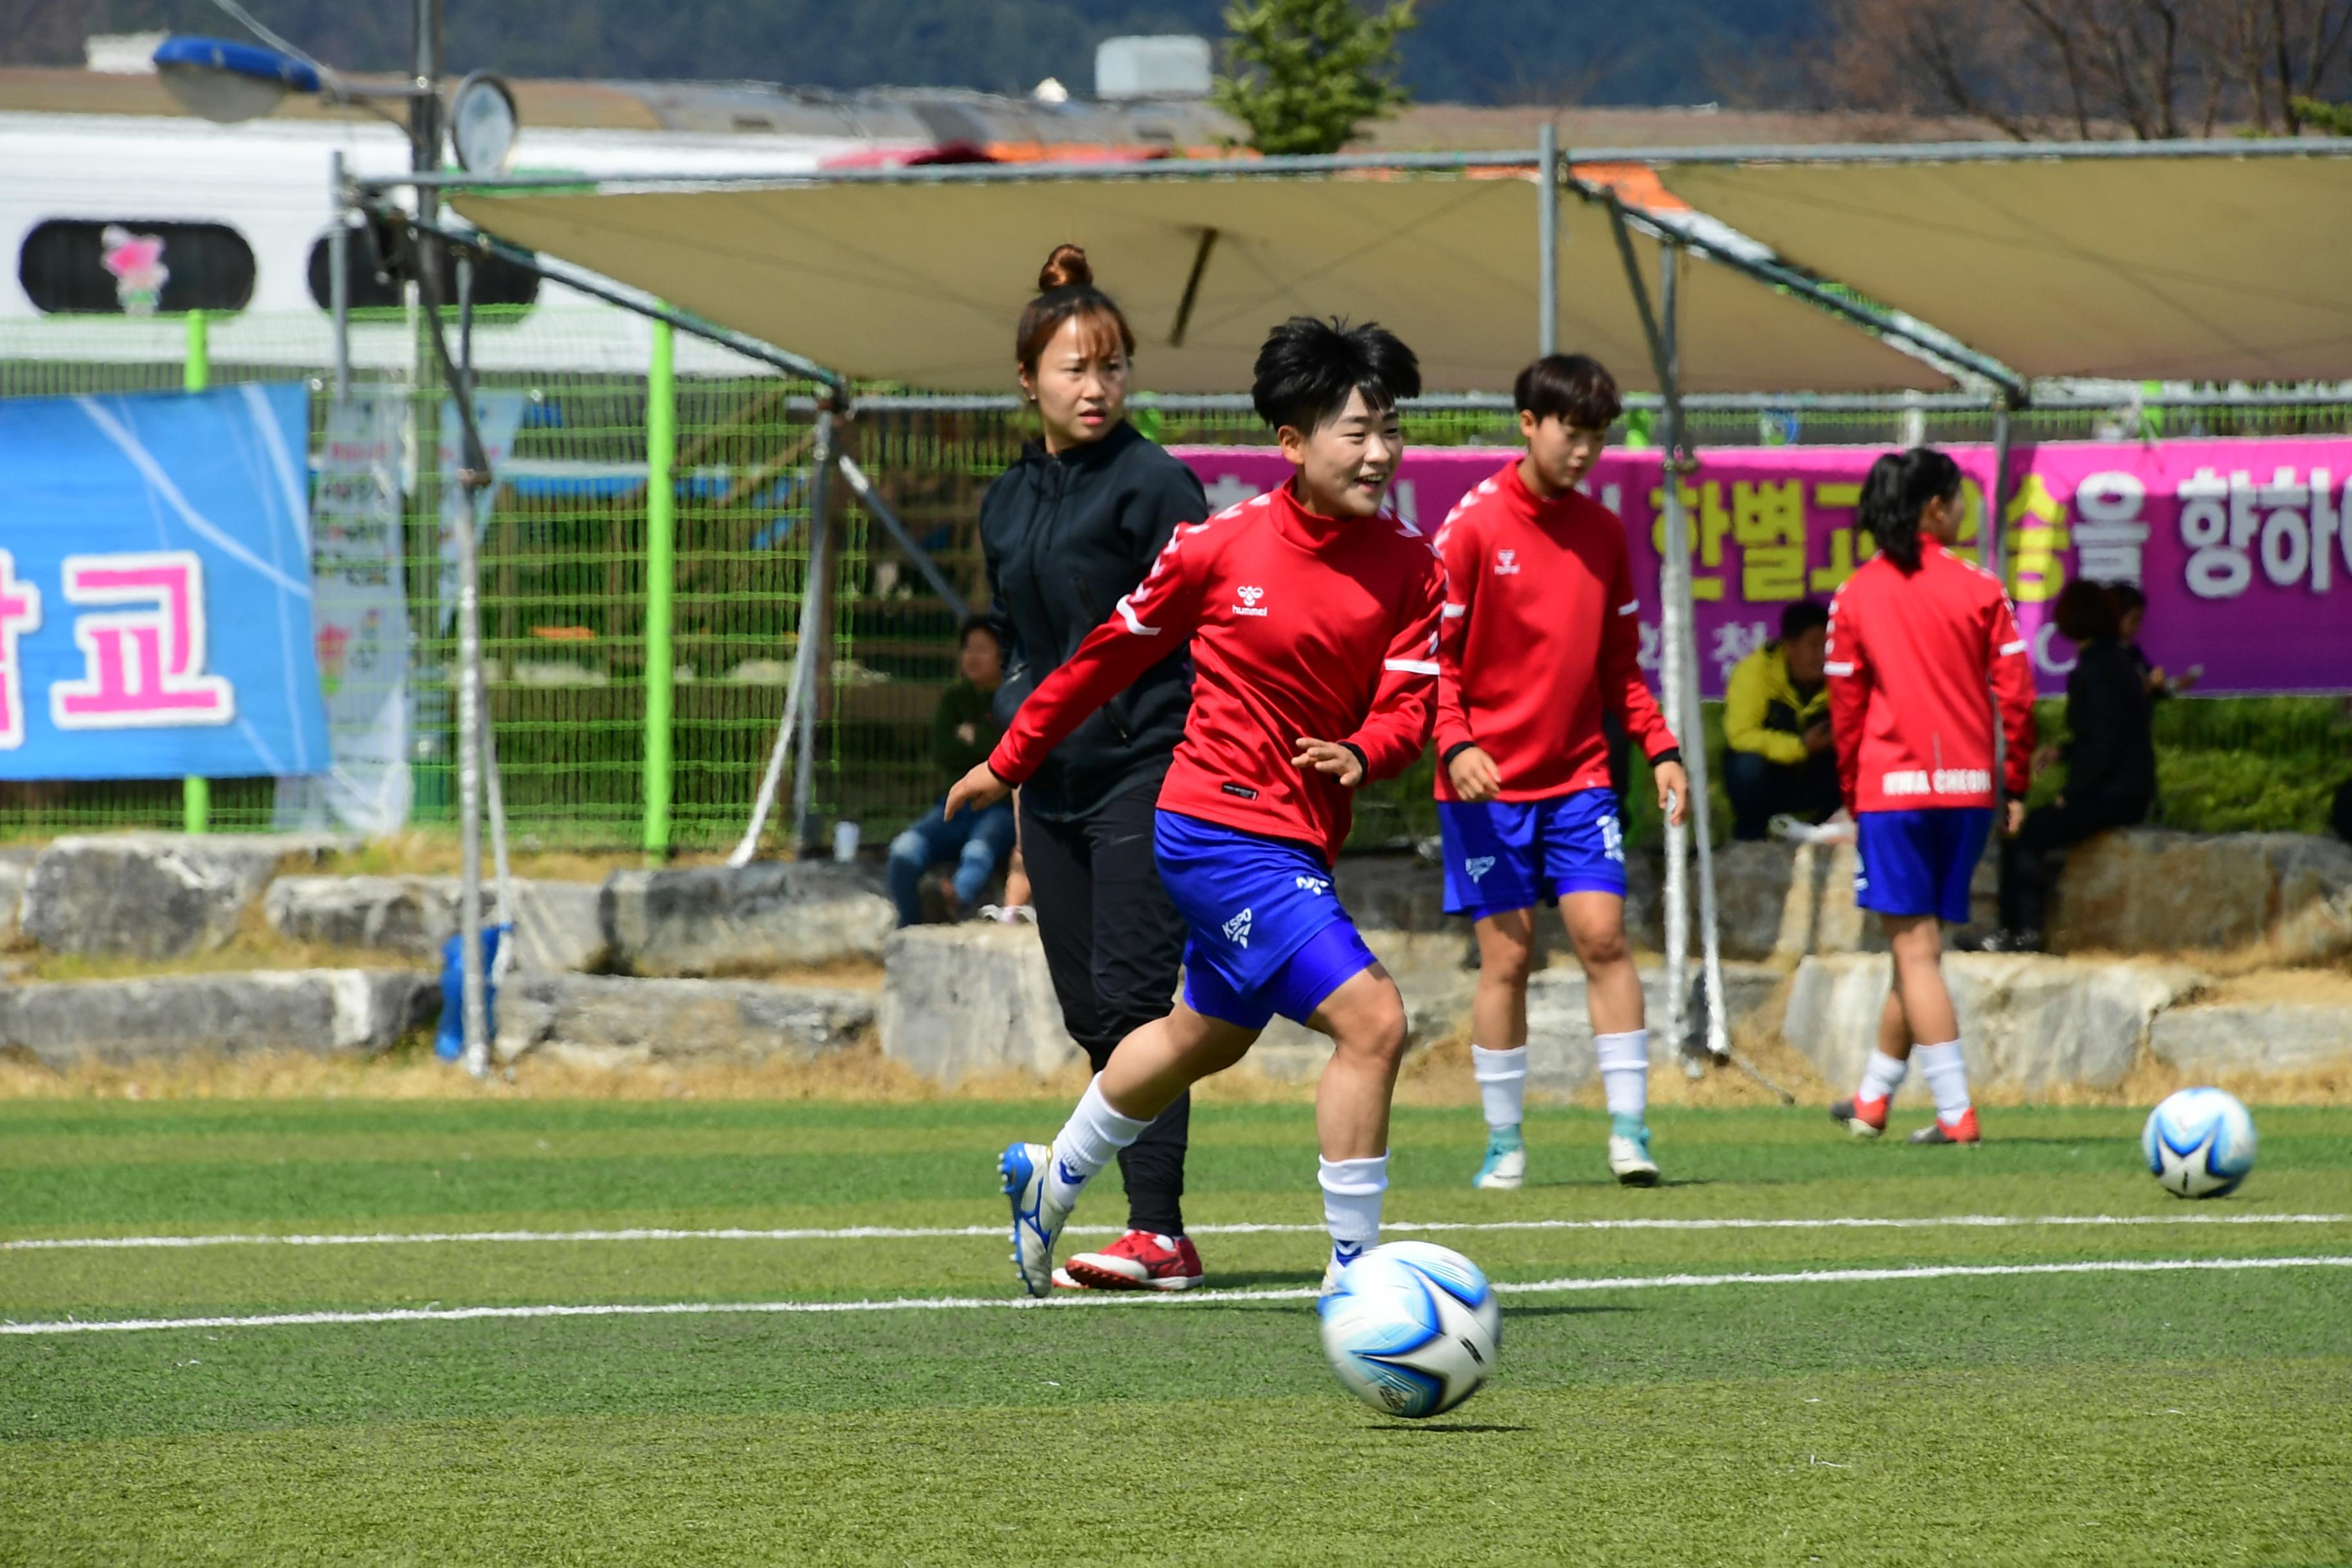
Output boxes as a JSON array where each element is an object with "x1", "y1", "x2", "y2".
[
  {"x1": 1318, "y1": 1153, "x2": 1388, "y2": 1265},
  {"x1": 1046, "y1": 1078, "x2": 1150, "y2": 1211}
]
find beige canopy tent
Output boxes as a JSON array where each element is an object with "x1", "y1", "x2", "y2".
[
  {"x1": 1651, "y1": 140, "x2": 2352, "y2": 386},
  {"x1": 447, "y1": 166, "x2": 1950, "y2": 394}
]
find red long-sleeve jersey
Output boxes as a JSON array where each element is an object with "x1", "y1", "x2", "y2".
[
  {"x1": 988, "y1": 480, "x2": 1446, "y2": 863},
  {"x1": 1824, "y1": 536, "x2": 2037, "y2": 813},
  {"x1": 1433, "y1": 460, "x2": 1678, "y2": 802}
]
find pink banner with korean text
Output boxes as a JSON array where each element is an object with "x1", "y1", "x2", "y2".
[{"x1": 1174, "y1": 438, "x2": 2352, "y2": 699}]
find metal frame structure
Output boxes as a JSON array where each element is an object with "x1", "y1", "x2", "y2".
[{"x1": 348, "y1": 133, "x2": 2352, "y2": 1075}]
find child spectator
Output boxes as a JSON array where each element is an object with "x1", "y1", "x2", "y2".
[{"x1": 887, "y1": 620, "x2": 1017, "y2": 926}]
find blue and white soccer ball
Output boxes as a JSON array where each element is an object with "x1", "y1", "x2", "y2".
[
  {"x1": 2142, "y1": 1087, "x2": 2258, "y2": 1199},
  {"x1": 1318, "y1": 1240, "x2": 1501, "y2": 1418}
]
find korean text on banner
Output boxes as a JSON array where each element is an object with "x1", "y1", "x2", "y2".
[
  {"x1": 0, "y1": 383, "x2": 328, "y2": 781},
  {"x1": 1175, "y1": 438, "x2": 2352, "y2": 700},
  {"x1": 273, "y1": 389, "x2": 411, "y2": 834}
]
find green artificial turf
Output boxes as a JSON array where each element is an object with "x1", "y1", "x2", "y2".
[{"x1": 3, "y1": 1101, "x2": 2349, "y2": 1565}]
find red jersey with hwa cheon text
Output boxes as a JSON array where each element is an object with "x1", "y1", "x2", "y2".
[
  {"x1": 1824, "y1": 536, "x2": 2037, "y2": 814},
  {"x1": 988, "y1": 480, "x2": 1447, "y2": 864},
  {"x1": 1433, "y1": 460, "x2": 1678, "y2": 802}
]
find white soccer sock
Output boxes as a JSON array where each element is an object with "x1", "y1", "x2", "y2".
[
  {"x1": 1856, "y1": 1049, "x2": 1909, "y2": 1104},
  {"x1": 1318, "y1": 1153, "x2": 1388, "y2": 1259},
  {"x1": 1915, "y1": 1041, "x2": 1972, "y2": 1124},
  {"x1": 1046, "y1": 1078, "x2": 1152, "y2": 1211},
  {"x1": 1594, "y1": 1030, "x2": 1649, "y2": 1125},
  {"x1": 1470, "y1": 1044, "x2": 1527, "y2": 1133}
]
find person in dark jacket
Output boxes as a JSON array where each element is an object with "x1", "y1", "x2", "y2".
[
  {"x1": 978, "y1": 242, "x2": 1211, "y2": 1291},
  {"x1": 1992, "y1": 580, "x2": 2155, "y2": 950},
  {"x1": 885, "y1": 620, "x2": 1016, "y2": 926}
]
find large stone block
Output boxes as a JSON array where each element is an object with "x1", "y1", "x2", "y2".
[
  {"x1": 1781, "y1": 952, "x2": 2206, "y2": 1102},
  {"x1": 0, "y1": 969, "x2": 434, "y2": 1068},
  {"x1": 879, "y1": 925, "x2": 1081, "y2": 1086},
  {"x1": 1524, "y1": 961, "x2": 1783, "y2": 1097},
  {"x1": 23, "y1": 833, "x2": 349, "y2": 959},
  {"x1": 1246, "y1": 930, "x2": 1478, "y2": 1083},
  {"x1": 601, "y1": 861, "x2": 895, "y2": 975},
  {"x1": 2148, "y1": 1003, "x2": 2352, "y2": 1076},
  {"x1": 495, "y1": 975, "x2": 873, "y2": 1069},
  {"x1": 263, "y1": 875, "x2": 609, "y2": 971},
  {"x1": 2052, "y1": 830, "x2": 2352, "y2": 961},
  {"x1": 0, "y1": 847, "x2": 33, "y2": 946}
]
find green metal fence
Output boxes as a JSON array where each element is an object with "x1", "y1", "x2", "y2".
[{"x1": 2, "y1": 308, "x2": 2346, "y2": 852}]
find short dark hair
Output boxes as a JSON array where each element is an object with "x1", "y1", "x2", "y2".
[
  {"x1": 958, "y1": 616, "x2": 999, "y2": 649},
  {"x1": 1514, "y1": 353, "x2": 1622, "y2": 429},
  {"x1": 2107, "y1": 581, "x2": 2147, "y2": 616},
  {"x1": 1779, "y1": 600, "x2": 1830, "y2": 642},
  {"x1": 2053, "y1": 579, "x2": 2120, "y2": 643},
  {"x1": 1250, "y1": 316, "x2": 1420, "y2": 434}
]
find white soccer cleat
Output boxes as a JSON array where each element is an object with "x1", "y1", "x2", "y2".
[
  {"x1": 998, "y1": 1140, "x2": 1070, "y2": 1298},
  {"x1": 1319, "y1": 1241, "x2": 1368, "y2": 1301},
  {"x1": 1608, "y1": 1130, "x2": 1661, "y2": 1187},
  {"x1": 1473, "y1": 1133, "x2": 1526, "y2": 1191}
]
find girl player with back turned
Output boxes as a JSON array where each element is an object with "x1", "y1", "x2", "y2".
[
  {"x1": 1824, "y1": 447, "x2": 2037, "y2": 1144},
  {"x1": 946, "y1": 317, "x2": 1446, "y2": 1296}
]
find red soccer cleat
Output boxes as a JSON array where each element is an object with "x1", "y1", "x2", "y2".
[
  {"x1": 1910, "y1": 1107, "x2": 1982, "y2": 1144},
  {"x1": 1056, "y1": 1230, "x2": 1205, "y2": 1291},
  {"x1": 1830, "y1": 1094, "x2": 1890, "y2": 1139}
]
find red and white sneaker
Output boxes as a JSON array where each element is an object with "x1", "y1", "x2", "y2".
[
  {"x1": 1910, "y1": 1107, "x2": 1981, "y2": 1144},
  {"x1": 1830, "y1": 1094, "x2": 1890, "y2": 1139},
  {"x1": 1055, "y1": 1230, "x2": 1205, "y2": 1291}
]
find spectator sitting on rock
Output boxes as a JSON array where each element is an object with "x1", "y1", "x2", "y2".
[
  {"x1": 2109, "y1": 582, "x2": 2199, "y2": 700},
  {"x1": 887, "y1": 620, "x2": 1017, "y2": 926},
  {"x1": 1988, "y1": 580, "x2": 2156, "y2": 952},
  {"x1": 1722, "y1": 599, "x2": 1841, "y2": 840}
]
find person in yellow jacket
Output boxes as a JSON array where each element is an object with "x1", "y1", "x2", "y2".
[{"x1": 1722, "y1": 600, "x2": 1840, "y2": 839}]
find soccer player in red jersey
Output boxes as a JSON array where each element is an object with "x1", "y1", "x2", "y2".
[
  {"x1": 944, "y1": 317, "x2": 1446, "y2": 1295},
  {"x1": 1823, "y1": 447, "x2": 2037, "y2": 1145},
  {"x1": 1432, "y1": 354, "x2": 1690, "y2": 1189}
]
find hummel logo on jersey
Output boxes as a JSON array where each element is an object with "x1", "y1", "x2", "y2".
[
  {"x1": 1294, "y1": 876, "x2": 1331, "y2": 896},
  {"x1": 1223, "y1": 908, "x2": 1253, "y2": 946},
  {"x1": 1494, "y1": 549, "x2": 1521, "y2": 576},
  {"x1": 1233, "y1": 584, "x2": 1268, "y2": 617},
  {"x1": 1464, "y1": 856, "x2": 1496, "y2": 882}
]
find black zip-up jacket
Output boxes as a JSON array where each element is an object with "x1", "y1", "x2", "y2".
[
  {"x1": 980, "y1": 420, "x2": 1209, "y2": 820},
  {"x1": 2063, "y1": 637, "x2": 2156, "y2": 819}
]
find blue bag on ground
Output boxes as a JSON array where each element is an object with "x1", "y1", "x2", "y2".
[{"x1": 433, "y1": 925, "x2": 505, "y2": 1061}]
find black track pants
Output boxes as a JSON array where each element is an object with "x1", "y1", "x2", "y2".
[{"x1": 1019, "y1": 785, "x2": 1192, "y2": 1236}]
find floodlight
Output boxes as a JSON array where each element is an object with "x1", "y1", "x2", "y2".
[
  {"x1": 152, "y1": 34, "x2": 320, "y2": 123},
  {"x1": 451, "y1": 72, "x2": 520, "y2": 174}
]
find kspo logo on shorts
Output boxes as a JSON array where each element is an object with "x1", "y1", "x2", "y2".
[
  {"x1": 1464, "y1": 856, "x2": 1496, "y2": 883},
  {"x1": 1223, "y1": 908, "x2": 1254, "y2": 947},
  {"x1": 1598, "y1": 814, "x2": 1625, "y2": 864}
]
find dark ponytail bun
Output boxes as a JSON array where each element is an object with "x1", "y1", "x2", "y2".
[
  {"x1": 1016, "y1": 242, "x2": 1135, "y2": 374},
  {"x1": 1037, "y1": 243, "x2": 1093, "y2": 292}
]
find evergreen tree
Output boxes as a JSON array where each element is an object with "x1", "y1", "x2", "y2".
[{"x1": 1212, "y1": 0, "x2": 1417, "y2": 156}]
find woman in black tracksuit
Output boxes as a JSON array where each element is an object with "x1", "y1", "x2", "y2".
[
  {"x1": 979, "y1": 244, "x2": 1210, "y2": 1289},
  {"x1": 1994, "y1": 580, "x2": 2156, "y2": 948}
]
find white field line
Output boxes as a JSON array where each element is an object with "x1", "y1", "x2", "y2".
[
  {"x1": 2, "y1": 1212, "x2": 2345, "y2": 1253},
  {"x1": 6, "y1": 1254, "x2": 2349, "y2": 1337}
]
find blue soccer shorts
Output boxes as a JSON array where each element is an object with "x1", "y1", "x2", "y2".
[
  {"x1": 1854, "y1": 806, "x2": 1994, "y2": 925},
  {"x1": 1153, "y1": 810, "x2": 1380, "y2": 1031},
  {"x1": 1438, "y1": 787, "x2": 1627, "y2": 921}
]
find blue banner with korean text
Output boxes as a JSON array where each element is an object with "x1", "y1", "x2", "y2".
[{"x1": 0, "y1": 383, "x2": 328, "y2": 779}]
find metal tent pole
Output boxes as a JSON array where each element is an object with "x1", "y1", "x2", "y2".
[
  {"x1": 1664, "y1": 248, "x2": 1733, "y2": 1064},
  {"x1": 1537, "y1": 121, "x2": 1559, "y2": 357},
  {"x1": 1986, "y1": 397, "x2": 2014, "y2": 584},
  {"x1": 790, "y1": 406, "x2": 838, "y2": 854},
  {"x1": 329, "y1": 151, "x2": 351, "y2": 405}
]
